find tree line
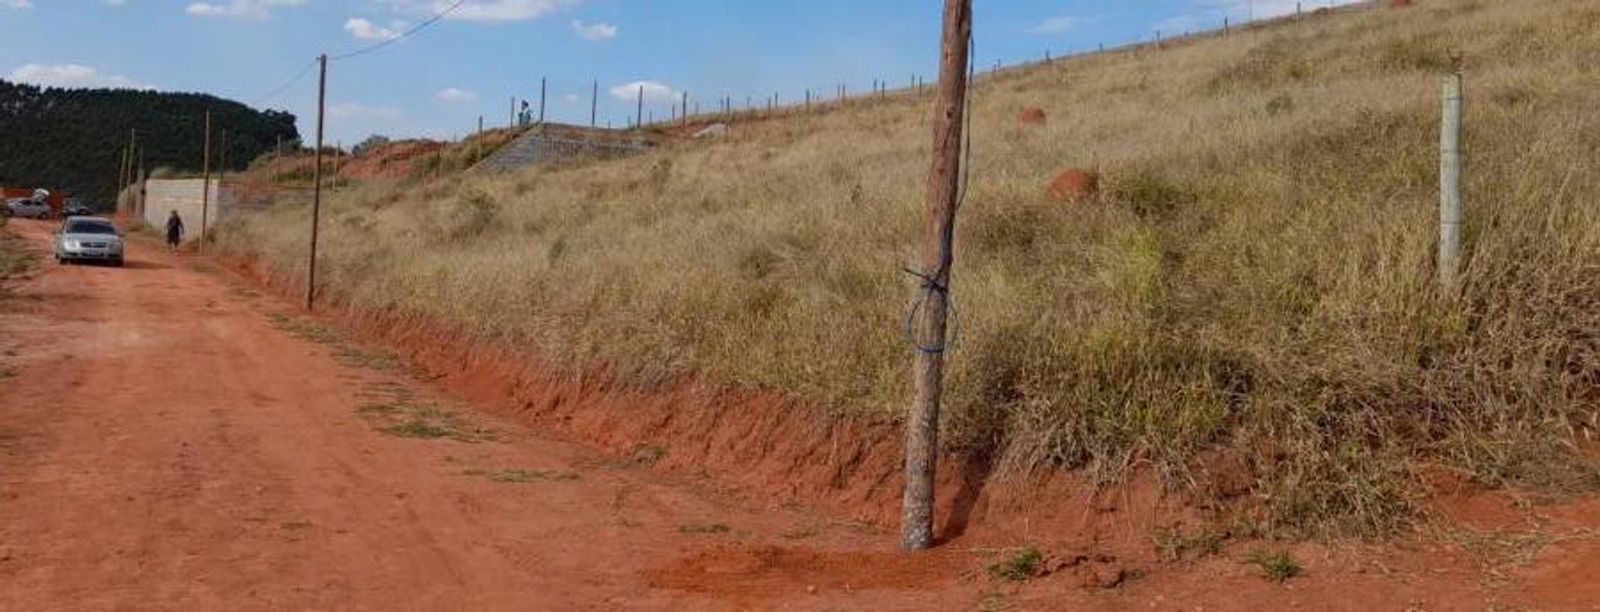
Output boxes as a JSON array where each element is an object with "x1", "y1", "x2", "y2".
[{"x1": 0, "y1": 80, "x2": 299, "y2": 208}]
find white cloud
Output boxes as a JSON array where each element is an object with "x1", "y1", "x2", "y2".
[
  {"x1": 450, "y1": 0, "x2": 577, "y2": 22},
  {"x1": 344, "y1": 17, "x2": 407, "y2": 40},
  {"x1": 6, "y1": 64, "x2": 150, "y2": 89},
  {"x1": 1027, "y1": 16, "x2": 1078, "y2": 35},
  {"x1": 376, "y1": 0, "x2": 577, "y2": 23},
  {"x1": 570, "y1": 19, "x2": 616, "y2": 41},
  {"x1": 185, "y1": 0, "x2": 306, "y2": 20},
  {"x1": 329, "y1": 102, "x2": 403, "y2": 120},
  {"x1": 608, "y1": 80, "x2": 677, "y2": 104},
  {"x1": 1, "y1": 0, "x2": 32, "y2": 9},
  {"x1": 436, "y1": 87, "x2": 477, "y2": 102}
]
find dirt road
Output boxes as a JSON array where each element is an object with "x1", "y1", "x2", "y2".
[
  {"x1": 0, "y1": 220, "x2": 966, "y2": 611},
  {"x1": 3, "y1": 218, "x2": 1599, "y2": 611}
]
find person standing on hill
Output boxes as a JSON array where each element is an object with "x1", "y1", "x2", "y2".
[{"x1": 165, "y1": 210, "x2": 185, "y2": 253}]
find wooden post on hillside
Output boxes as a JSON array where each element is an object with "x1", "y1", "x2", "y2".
[
  {"x1": 116, "y1": 147, "x2": 128, "y2": 212},
  {"x1": 118, "y1": 146, "x2": 130, "y2": 203},
  {"x1": 682, "y1": 91, "x2": 690, "y2": 128},
  {"x1": 126, "y1": 129, "x2": 137, "y2": 191},
  {"x1": 539, "y1": 77, "x2": 547, "y2": 123},
  {"x1": 200, "y1": 110, "x2": 211, "y2": 255},
  {"x1": 218, "y1": 129, "x2": 228, "y2": 197},
  {"x1": 1439, "y1": 72, "x2": 1464, "y2": 290},
  {"x1": 136, "y1": 146, "x2": 145, "y2": 217},
  {"x1": 591, "y1": 81, "x2": 599, "y2": 128},
  {"x1": 635, "y1": 85, "x2": 644, "y2": 130},
  {"x1": 902, "y1": 0, "x2": 971, "y2": 552},
  {"x1": 305, "y1": 54, "x2": 328, "y2": 312}
]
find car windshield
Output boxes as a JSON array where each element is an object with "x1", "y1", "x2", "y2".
[{"x1": 66, "y1": 220, "x2": 116, "y2": 235}]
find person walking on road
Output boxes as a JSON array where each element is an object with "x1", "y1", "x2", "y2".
[{"x1": 165, "y1": 210, "x2": 185, "y2": 253}]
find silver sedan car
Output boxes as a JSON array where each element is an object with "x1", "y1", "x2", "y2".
[
  {"x1": 6, "y1": 198, "x2": 53, "y2": 219},
  {"x1": 54, "y1": 216, "x2": 125, "y2": 267}
]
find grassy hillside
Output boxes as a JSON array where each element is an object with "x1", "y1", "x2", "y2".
[
  {"x1": 0, "y1": 80, "x2": 299, "y2": 207},
  {"x1": 221, "y1": 0, "x2": 1600, "y2": 534}
]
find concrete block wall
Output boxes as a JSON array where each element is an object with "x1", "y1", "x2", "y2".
[{"x1": 139, "y1": 179, "x2": 229, "y2": 238}]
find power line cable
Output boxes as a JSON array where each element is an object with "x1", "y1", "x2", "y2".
[
  {"x1": 330, "y1": 0, "x2": 469, "y2": 61},
  {"x1": 248, "y1": 57, "x2": 318, "y2": 108}
]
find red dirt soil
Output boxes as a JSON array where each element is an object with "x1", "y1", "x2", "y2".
[
  {"x1": 1046, "y1": 168, "x2": 1100, "y2": 202},
  {"x1": 1019, "y1": 107, "x2": 1047, "y2": 124},
  {"x1": 338, "y1": 139, "x2": 449, "y2": 180},
  {"x1": 4, "y1": 218, "x2": 1598, "y2": 610}
]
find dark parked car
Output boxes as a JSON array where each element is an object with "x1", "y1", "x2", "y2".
[{"x1": 62, "y1": 200, "x2": 94, "y2": 217}]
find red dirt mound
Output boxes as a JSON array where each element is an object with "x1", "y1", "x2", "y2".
[
  {"x1": 1046, "y1": 168, "x2": 1099, "y2": 202},
  {"x1": 340, "y1": 140, "x2": 448, "y2": 179},
  {"x1": 1019, "y1": 107, "x2": 1047, "y2": 124}
]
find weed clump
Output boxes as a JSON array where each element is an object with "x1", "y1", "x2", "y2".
[
  {"x1": 988, "y1": 547, "x2": 1043, "y2": 582},
  {"x1": 463, "y1": 468, "x2": 579, "y2": 483},
  {"x1": 1245, "y1": 550, "x2": 1302, "y2": 583}
]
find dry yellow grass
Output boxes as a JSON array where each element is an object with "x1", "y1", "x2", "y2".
[{"x1": 221, "y1": 0, "x2": 1600, "y2": 534}]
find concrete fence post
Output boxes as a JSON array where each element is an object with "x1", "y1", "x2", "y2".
[{"x1": 1439, "y1": 72, "x2": 1464, "y2": 290}]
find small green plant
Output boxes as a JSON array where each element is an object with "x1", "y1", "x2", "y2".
[
  {"x1": 383, "y1": 419, "x2": 454, "y2": 439},
  {"x1": 1153, "y1": 525, "x2": 1225, "y2": 562},
  {"x1": 988, "y1": 547, "x2": 1043, "y2": 582},
  {"x1": 333, "y1": 345, "x2": 407, "y2": 372},
  {"x1": 1246, "y1": 549, "x2": 1302, "y2": 583},
  {"x1": 269, "y1": 313, "x2": 344, "y2": 344},
  {"x1": 357, "y1": 396, "x2": 494, "y2": 443},
  {"x1": 678, "y1": 523, "x2": 731, "y2": 535},
  {"x1": 464, "y1": 468, "x2": 579, "y2": 483}
]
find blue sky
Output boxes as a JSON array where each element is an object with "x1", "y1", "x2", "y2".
[{"x1": 0, "y1": 1, "x2": 1354, "y2": 145}]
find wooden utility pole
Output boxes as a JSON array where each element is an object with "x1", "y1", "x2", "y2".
[
  {"x1": 136, "y1": 145, "x2": 145, "y2": 217},
  {"x1": 126, "y1": 129, "x2": 137, "y2": 190},
  {"x1": 636, "y1": 85, "x2": 644, "y2": 130},
  {"x1": 591, "y1": 80, "x2": 598, "y2": 128},
  {"x1": 902, "y1": 0, "x2": 971, "y2": 552},
  {"x1": 200, "y1": 110, "x2": 212, "y2": 254},
  {"x1": 682, "y1": 90, "x2": 690, "y2": 128},
  {"x1": 539, "y1": 77, "x2": 547, "y2": 123},
  {"x1": 306, "y1": 54, "x2": 328, "y2": 312},
  {"x1": 117, "y1": 147, "x2": 128, "y2": 212},
  {"x1": 118, "y1": 146, "x2": 129, "y2": 201},
  {"x1": 218, "y1": 129, "x2": 228, "y2": 196},
  {"x1": 1439, "y1": 72, "x2": 1464, "y2": 290}
]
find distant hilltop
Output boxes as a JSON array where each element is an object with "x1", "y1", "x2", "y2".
[{"x1": 0, "y1": 80, "x2": 299, "y2": 208}]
